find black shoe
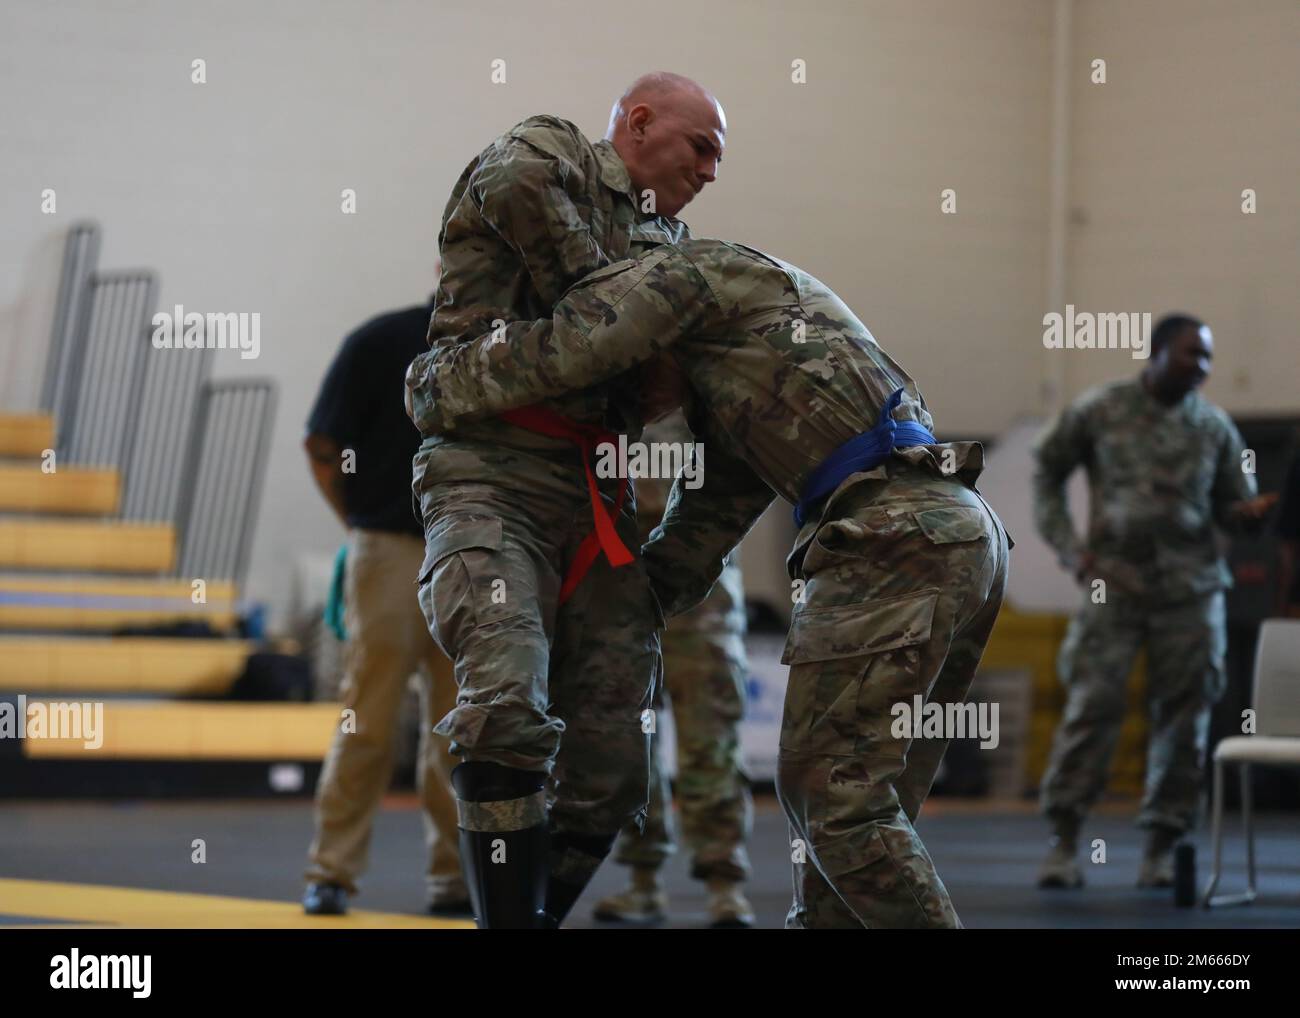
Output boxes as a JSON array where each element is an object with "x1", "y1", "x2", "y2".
[
  {"x1": 452, "y1": 762, "x2": 551, "y2": 929},
  {"x1": 303, "y1": 882, "x2": 349, "y2": 915}
]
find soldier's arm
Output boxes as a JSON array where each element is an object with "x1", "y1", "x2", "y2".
[
  {"x1": 1031, "y1": 401, "x2": 1090, "y2": 574},
  {"x1": 473, "y1": 123, "x2": 613, "y2": 306},
  {"x1": 1211, "y1": 416, "x2": 1270, "y2": 533},
  {"x1": 642, "y1": 443, "x2": 776, "y2": 618},
  {"x1": 408, "y1": 121, "x2": 615, "y2": 429},
  {"x1": 414, "y1": 246, "x2": 717, "y2": 430},
  {"x1": 303, "y1": 433, "x2": 349, "y2": 525}
]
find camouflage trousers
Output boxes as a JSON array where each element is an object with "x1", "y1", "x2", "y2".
[
  {"x1": 778, "y1": 466, "x2": 1009, "y2": 929},
  {"x1": 1039, "y1": 589, "x2": 1227, "y2": 834},
  {"x1": 415, "y1": 454, "x2": 661, "y2": 886},
  {"x1": 612, "y1": 560, "x2": 754, "y2": 883}
]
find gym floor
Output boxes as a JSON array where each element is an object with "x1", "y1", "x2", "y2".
[{"x1": 1, "y1": 795, "x2": 1296, "y2": 929}]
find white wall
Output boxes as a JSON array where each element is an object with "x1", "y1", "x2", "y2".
[
  {"x1": 2, "y1": 0, "x2": 1293, "y2": 623},
  {"x1": 1062, "y1": 0, "x2": 1300, "y2": 411},
  {"x1": 0, "y1": 0, "x2": 1055, "y2": 622},
  {"x1": 999, "y1": 0, "x2": 1300, "y2": 613}
]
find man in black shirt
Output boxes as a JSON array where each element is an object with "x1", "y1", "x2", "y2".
[{"x1": 302, "y1": 298, "x2": 467, "y2": 916}]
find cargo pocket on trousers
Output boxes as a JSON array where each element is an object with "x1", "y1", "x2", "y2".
[
  {"x1": 913, "y1": 506, "x2": 987, "y2": 544},
  {"x1": 779, "y1": 588, "x2": 938, "y2": 757},
  {"x1": 416, "y1": 516, "x2": 523, "y2": 654},
  {"x1": 813, "y1": 821, "x2": 894, "y2": 882}
]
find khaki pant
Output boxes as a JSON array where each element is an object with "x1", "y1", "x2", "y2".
[{"x1": 306, "y1": 528, "x2": 463, "y2": 900}]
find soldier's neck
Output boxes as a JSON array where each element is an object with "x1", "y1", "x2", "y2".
[{"x1": 1140, "y1": 369, "x2": 1189, "y2": 408}]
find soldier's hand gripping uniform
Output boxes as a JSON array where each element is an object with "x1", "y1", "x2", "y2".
[
  {"x1": 417, "y1": 238, "x2": 1012, "y2": 928},
  {"x1": 1033, "y1": 378, "x2": 1257, "y2": 888},
  {"x1": 404, "y1": 116, "x2": 688, "y2": 928}
]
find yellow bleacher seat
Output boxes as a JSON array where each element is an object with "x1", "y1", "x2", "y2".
[
  {"x1": 0, "y1": 463, "x2": 120, "y2": 514},
  {"x1": 21, "y1": 701, "x2": 340, "y2": 760},
  {"x1": 0, "y1": 575, "x2": 238, "y2": 631},
  {"x1": 0, "y1": 413, "x2": 56, "y2": 458},
  {"x1": 0, "y1": 519, "x2": 175, "y2": 572},
  {"x1": 0, "y1": 637, "x2": 251, "y2": 695}
]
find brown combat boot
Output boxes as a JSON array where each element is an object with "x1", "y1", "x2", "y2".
[
  {"x1": 1137, "y1": 826, "x2": 1180, "y2": 888},
  {"x1": 706, "y1": 878, "x2": 755, "y2": 928},
  {"x1": 1037, "y1": 814, "x2": 1084, "y2": 889},
  {"x1": 591, "y1": 866, "x2": 667, "y2": 923}
]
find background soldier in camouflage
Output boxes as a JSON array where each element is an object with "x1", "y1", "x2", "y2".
[
  {"x1": 404, "y1": 73, "x2": 726, "y2": 928},
  {"x1": 590, "y1": 410, "x2": 755, "y2": 928},
  {"x1": 1033, "y1": 314, "x2": 1277, "y2": 889},
  {"x1": 417, "y1": 238, "x2": 1011, "y2": 928}
]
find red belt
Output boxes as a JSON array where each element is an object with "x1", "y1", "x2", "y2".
[{"x1": 499, "y1": 405, "x2": 634, "y2": 604}]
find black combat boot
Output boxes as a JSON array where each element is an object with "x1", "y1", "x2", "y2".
[{"x1": 451, "y1": 762, "x2": 550, "y2": 929}]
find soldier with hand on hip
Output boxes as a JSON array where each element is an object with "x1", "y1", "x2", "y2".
[{"x1": 1033, "y1": 314, "x2": 1276, "y2": 890}]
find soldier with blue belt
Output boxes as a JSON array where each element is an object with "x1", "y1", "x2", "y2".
[{"x1": 416, "y1": 238, "x2": 1012, "y2": 927}]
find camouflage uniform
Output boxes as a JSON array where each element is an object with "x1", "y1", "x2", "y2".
[
  {"x1": 610, "y1": 411, "x2": 753, "y2": 885},
  {"x1": 1033, "y1": 378, "x2": 1256, "y2": 835},
  {"x1": 417, "y1": 238, "x2": 1011, "y2": 928},
  {"x1": 404, "y1": 116, "x2": 688, "y2": 913}
]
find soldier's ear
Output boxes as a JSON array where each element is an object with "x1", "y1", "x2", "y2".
[{"x1": 626, "y1": 103, "x2": 654, "y2": 140}]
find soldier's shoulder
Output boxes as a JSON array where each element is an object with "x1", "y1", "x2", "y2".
[
  {"x1": 675, "y1": 237, "x2": 732, "y2": 262},
  {"x1": 1036, "y1": 381, "x2": 1127, "y2": 447},
  {"x1": 503, "y1": 115, "x2": 592, "y2": 162},
  {"x1": 1072, "y1": 378, "x2": 1136, "y2": 415},
  {"x1": 675, "y1": 238, "x2": 792, "y2": 281},
  {"x1": 677, "y1": 237, "x2": 775, "y2": 263},
  {"x1": 655, "y1": 240, "x2": 731, "y2": 300},
  {"x1": 1191, "y1": 395, "x2": 1240, "y2": 436}
]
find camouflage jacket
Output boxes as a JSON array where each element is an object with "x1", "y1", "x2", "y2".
[
  {"x1": 414, "y1": 238, "x2": 985, "y2": 616},
  {"x1": 405, "y1": 115, "x2": 689, "y2": 479},
  {"x1": 1033, "y1": 377, "x2": 1257, "y2": 600}
]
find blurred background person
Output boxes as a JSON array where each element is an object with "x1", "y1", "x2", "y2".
[
  {"x1": 1033, "y1": 314, "x2": 1277, "y2": 890},
  {"x1": 301, "y1": 289, "x2": 468, "y2": 916},
  {"x1": 591, "y1": 409, "x2": 755, "y2": 928}
]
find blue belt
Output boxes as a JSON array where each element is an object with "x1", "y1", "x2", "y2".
[{"x1": 794, "y1": 387, "x2": 936, "y2": 527}]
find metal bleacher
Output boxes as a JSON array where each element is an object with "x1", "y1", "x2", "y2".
[{"x1": 0, "y1": 222, "x2": 335, "y2": 797}]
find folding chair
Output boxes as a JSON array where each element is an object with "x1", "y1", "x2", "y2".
[{"x1": 1202, "y1": 618, "x2": 1300, "y2": 907}]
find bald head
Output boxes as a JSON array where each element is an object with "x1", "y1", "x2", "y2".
[{"x1": 605, "y1": 72, "x2": 726, "y2": 218}]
